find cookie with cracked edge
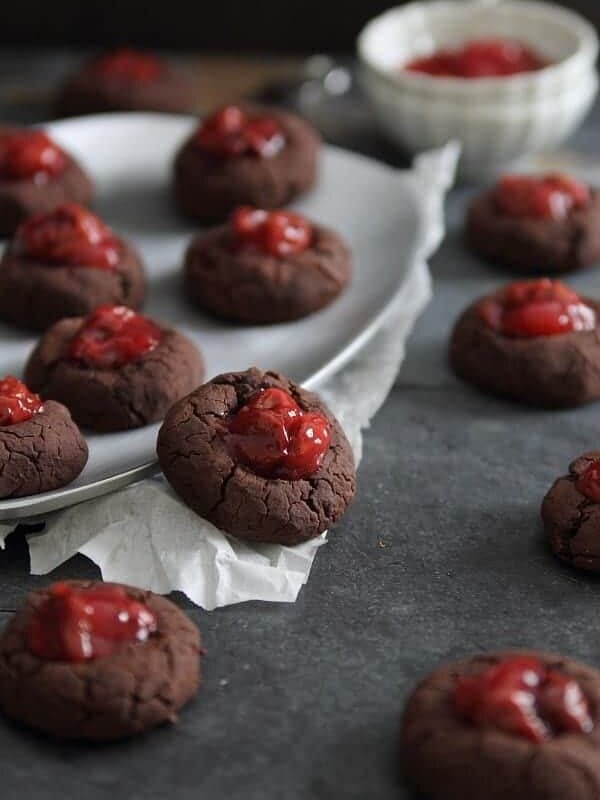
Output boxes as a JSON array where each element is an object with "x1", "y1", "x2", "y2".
[
  {"x1": 401, "y1": 650, "x2": 600, "y2": 800},
  {"x1": 466, "y1": 189, "x2": 600, "y2": 274},
  {"x1": 156, "y1": 367, "x2": 356, "y2": 545},
  {"x1": 173, "y1": 105, "x2": 320, "y2": 224},
  {"x1": 0, "y1": 239, "x2": 145, "y2": 333},
  {"x1": 0, "y1": 400, "x2": 88, "y2": 498},
  {"x1": 24, "y1": 316, "x2": 205, "y2": 433},
  {"x1": 449, "y1": 296, "x2": 600, "y2": 408},
  {"x1": 0, "y1": 581, "x2": 202, "y2": 740},
  {"x1": 183, "y1": 220, "x2": 351, "y2": 324},
  {"x1": 542, "y1": 451, "x2": 600, "y2": 573},
  {"x1": 0, "y1": 129, "x2": 93, "y2": 238}
]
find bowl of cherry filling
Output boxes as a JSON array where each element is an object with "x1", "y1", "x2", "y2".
[
  {"x1": 401, "y1": 651, "x2": 600, "y2": 800},
  {"x1": 357, "y1": 1, "x2": 599, "y2": 177},
  {"x1": 0, "y1": 581, "x2": 202, "y2": 740}
]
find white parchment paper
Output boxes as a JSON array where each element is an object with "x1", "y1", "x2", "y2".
[
  {"x1": 21, "y1": 143, "x2": 458, "y2": 610},
  {"x1": 0, "y1": 525, "x2": 11, "y2": 549}
]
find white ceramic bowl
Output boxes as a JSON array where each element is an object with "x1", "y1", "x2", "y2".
[{"x1": 358, "y1": 0, "x2": 599, "y2": 178}]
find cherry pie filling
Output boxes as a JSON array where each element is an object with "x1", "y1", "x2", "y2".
[
  {"x1": 476, "y1": 279, "x2": 596, "y2": 338},
  {"x1": 455, "y1": 656, "x2": 593, "y2": 742},
  {"x1": 492, "y1": 174, "x2": 590, "y2": 221},
  {"x1": 0, "y1": 376, "x2": 43, "y2": 426},
  {"x1": 224, "y1": 387, "x2": 330, "y2": 480},
  {"x1": 406, "y1": 38, "x2": 547, "y2": 78},
  {"x1": 192, "y1": 105, "x2": 286, "y2": 159},
  {"x1": 68, "y1": 305, "x2": 162, "y2": 368},
  {"x1": 27, "y1": 582, "x2": 157, "y2": 661},
  {"x1": 231, "y1": 206, "x2": 312, "y2": 257},
  {"x1": 15, "y1": 203, "x2": 120, "y2": 270},
  {"x1": 576, "y1": 459, "x2": 600, "y2": 503},
  {"x1": 88, "y1": 49, "x2": 162, "y2": 82},
  {"x1": 0, "y1": 130, "x2": 66, "y2": 181}
]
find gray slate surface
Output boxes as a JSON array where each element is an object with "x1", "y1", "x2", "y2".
[{"x1": 1, "y1": 50, "x2": 600, "y2": 799}]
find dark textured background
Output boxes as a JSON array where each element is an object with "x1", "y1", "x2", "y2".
[
  {"x1": 0, "y1": 44, "x2": 600, "y2": 798},
  {"x1": 0, "y1": 0, "x2": 598, "y2": 50},
  {"x1": 1, "y1": 0, "x2": 600, "y2": 791}
]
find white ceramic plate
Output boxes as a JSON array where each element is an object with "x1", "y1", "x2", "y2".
[{"x1": 0, "y1": 112, "x2": 426, "y2": 520}]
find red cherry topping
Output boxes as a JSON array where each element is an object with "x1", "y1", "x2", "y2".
[
  {"x1": 27, "y1": 582, "x2": 157, "y2": 662},
  {"x1": 89, "y1": 49, "x2": 162, "y2": 82},
  {"x1": 455, "y1": 656, "x2": 593, "y2": 742},
  {"x1": 68, "y1": 305, "x2": 162, "y2": 368},
  {"x1": 231, "y1": 207, "x2": 313, "y2": 257},
  {"x1": 0, "y1": 130, "x2": 66, "y2": 181},
  {"x1": 239, "y1": 386, "x2": 300, "y2": 416},
  {"x1": 576, "y1": 459, "x2": 600, "y2": 502},
  {"x1": 477, "y1": 279, "x2": 596, "y2": 339},
  {"x1": 282, "y1": 413, "x2": 331, "y2": 479},
  {"x1": 15, "y1": 203, "x2": 120, "y2": 270},
  {"x1": 192, "y1": 105, "x2": 286, "y2": 159},
  {"x1": 493, "y1": 174, "x2": 590, "y2": 220},
  {"x1": 226, "y1": 387, "x2": 330, "y2": 480},
  {"x1": 0, "y1": 376, "x2": 43, "y2": 426},
  {"x1": 406, "y1": 38, "x2": 546, "y2": 78},
  {"x1": 538, "y1": 670, "x2": 594, "y2": 736}
]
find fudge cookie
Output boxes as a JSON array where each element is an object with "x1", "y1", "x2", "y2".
[
  {"x1": 0, "y1": 204, "x2": 145, "y2": 331},
  {"x1": 450, "y1": 278, "x2": 600, "y2": 407},
  {"x1": 184, "y1": 206, "x2": 351, "y2": 323},
  {"x1": 0, "y1": 581, "x2": 201, "y2": 740},
  {"x1": 173, "y1": 104, "x2": 320, "y2": 223},
  {"x1": 55, "y1": 48, "x2": 194, "y2": 116},
  {"x1": 25, "y1": 305, "x2": 204, "y2": 432},
  {"x1": 0, "y1": 376, "x2": 87, "y2": 498},
  {"x1": 541, "y1": 451, "x2": 600, "y2": 573},
  {"x1": 401, "y1": 650, "x2": 600, "y2": 800},
  {"x1": 466, "y1": 173, "x2": 600, "y2": 273},
  {"x1": 0, "y1": 127, "x2": 93, "y2": 237},
  {"x1": 157, "y1": 368, "x2": 356, "y2": 544}
]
